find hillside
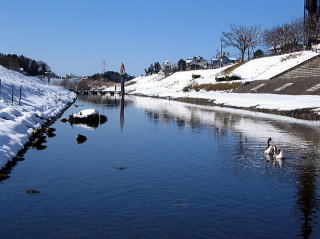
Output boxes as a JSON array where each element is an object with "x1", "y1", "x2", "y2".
[
  {"x1": 122, "y1": 51, "x2": 318, "y2": 97},
  {"x1": 0, "y1": 53, "x2": 55, "y2": 77},
  {"x1": 0, "y1": 66, "x2": 76, "y2": 168},
  {"x1": 88, "y1": 71, "x2": 134, "y2": 83}
]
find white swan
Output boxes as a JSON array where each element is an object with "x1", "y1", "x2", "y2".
[
  {"x1": 264, "y1": 137, "x2": 274, "y2": 155},
  {"x1": 275, "y1": 149, "x2": 285, "y2": 159},
  {"x1": 264, "y1": 145, "x2": 274, "y2": 155},
  {"x1": 273, "y1": 145, "x2": 285, "y2": 159}
]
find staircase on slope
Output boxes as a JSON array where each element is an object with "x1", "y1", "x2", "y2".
[{"x1": 272, "y1": 54, "x2": 320, "y2": 80}]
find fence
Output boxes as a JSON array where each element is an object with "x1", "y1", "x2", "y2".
[{"x1": 0, "y1": 78, "x2": 23, "y2": 105}]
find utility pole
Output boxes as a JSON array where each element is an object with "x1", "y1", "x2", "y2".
[
  {"x1": 102, "y1": 60, "x2": 107, "y2": 82},
  {"x1": 220, "y1": 41, "x2": 223, "y2": 68},
  {"x1": 120, "y1": 63, "x2": 125, "y2": 99}
]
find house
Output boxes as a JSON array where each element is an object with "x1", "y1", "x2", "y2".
[
  {"x1": 159, "y1": 60, "x2": 174, "y2": 77},
  {"x1": 211, "y1": 55, "x2": 238, "y2": 68},
  {"x1": 185, "y1": 56, "x2": 210, "y2": 70}
]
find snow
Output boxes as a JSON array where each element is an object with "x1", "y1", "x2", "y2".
[
  {"x1": 177, "y1": 91, "x2": 320, "y2": 111},
  {"x1": 0, "y1": 66, "x2": 76, "y2": 169},
  {"x1": 122, "y1": 51, "x2": 318, "y2": 96},
  {"x1": 102, "y1": 51, "x2": 320, "y2": 113},
  {"x1": 231, "y1": 51, "x2": 318, "y2": 80},
  {"x1": 72, "y1": 109, "x2": 99, "y2": 118}
]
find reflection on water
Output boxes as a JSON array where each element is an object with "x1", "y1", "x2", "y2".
[
  {"x1": 78, "y1": 94, "x2": 126, "y2": 131},
  {"x1": 297, "y1": 155, "x2": 319, "y2": 239},
  {"x1": 77, "y1": 94, "x2": 320, "y2": 238},
  {"x1": 120, "y1": 98, "x2": 125, "y2": 131},
  {"x1": 1, "y1": 94, "x2": 320, "y2": 239},
  {"x1": 128, "y1": 96, "x2": 320, "y2": 239}
]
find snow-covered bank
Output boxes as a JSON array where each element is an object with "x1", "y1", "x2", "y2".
[
  {"x1": 0, "y1": 66, "x2": 76, "y2": 169},
  {"x1": 104, "y1": 51, "x2": 320, "y2": 116},
  {"x1": 122, "y1": 51, "x2": 318, "y2": 95},
  {"x1": 166, "y1": 91, "x2": 320, "y2": 112}
]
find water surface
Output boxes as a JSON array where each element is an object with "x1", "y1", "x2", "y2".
[{"x1": 0, "y1": 95, "x2": 320, "y2": 239}]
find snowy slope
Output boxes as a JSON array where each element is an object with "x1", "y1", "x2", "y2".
[
  {"x1": 0, "y1": 66, "x2": 76, "y2": 168},
  {"x1": 231, "y1": 51, "x2": 319, "y2": 80},
  {"x1": 120, "y1": 51, "x2": 319, "y2": 96},
  {"x1": 102, "y1": 51, "x2": 320, "y2": 113},
  {"x1": 125, "y1": 67, "x2": 229, "y2": 96}
]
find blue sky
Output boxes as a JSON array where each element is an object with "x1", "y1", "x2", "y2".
[{"x1": 1, "y1": 0, "x2": 303, "y2": 76}]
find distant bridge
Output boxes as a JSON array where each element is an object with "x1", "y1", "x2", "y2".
[{"x1": 68, "y1": 89, "x2": 122, "y2": 96}]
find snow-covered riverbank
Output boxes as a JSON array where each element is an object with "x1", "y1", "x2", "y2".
[
  {"x1": 0, "y1": 66, "x2": 76, "y2": 169},
  {"x1": 103, "y1": 51, "x2": 320, "y2": 117}
]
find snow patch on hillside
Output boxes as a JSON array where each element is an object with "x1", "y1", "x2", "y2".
[{"x1": 0, "y1": 66, "x2": 76, "y2": 168}]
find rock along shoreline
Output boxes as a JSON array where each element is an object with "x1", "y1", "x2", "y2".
[{"x1": 0, "y1": 96, "x2": 76, "y2": 176}]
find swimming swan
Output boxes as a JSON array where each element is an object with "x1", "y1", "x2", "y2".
[
  {"x1": 273, "y1": 145, "x2": 285, "y2": 159},
  {"x1": 264, "y1": 137, "x2": 274, "y2": 155}
]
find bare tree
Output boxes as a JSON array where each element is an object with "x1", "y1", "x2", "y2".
[
  {"x1": 264, "y1": 18, "x2": 304, "y2": 55},
  {"x1": 304, "y1": 13, "x2": 320, "y2": 48},
  {"x1": 77, "y1": 79, "x2": 90, "y2": 90},
  {"x1": 221, "y1": 24, "x2": 262, "y2": 62},
  {"x1": 60, "y1": 78, "x2": 70, "y2": 88},
  {"x1": 263, "y1": 27, "x2": 282, "y2": 54},
  {"x1": 245, "y1": 25, "x2": 263, "y2": 60}
]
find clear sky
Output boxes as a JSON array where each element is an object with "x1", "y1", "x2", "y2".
[{"x1": 0, "y1": 0, "x2": 304, "y2": 76}]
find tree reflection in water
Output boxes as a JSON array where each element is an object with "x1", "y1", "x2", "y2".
[
  {"x1": 81, "y1": 95, "x2": 320, "y2": 238},
  {"x1": 130, "y1": 96, "x2": 320, "y2": 239}
]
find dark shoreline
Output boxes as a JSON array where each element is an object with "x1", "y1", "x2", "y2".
[{"x1": 0, "y1": 97, "x2": 76, "y2": 178}]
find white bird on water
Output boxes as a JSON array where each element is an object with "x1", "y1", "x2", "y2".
[
  {"x1": 264, "y1": 137, "x2": 274, "y2": 155},
  {"x1": 273, "y1": 145, "x2": 285, "y2": 160},
  {"x1": 264, "y1": 138, "x2": 286, "y2": 160}
]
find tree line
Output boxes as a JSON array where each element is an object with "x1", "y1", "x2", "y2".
[
  {"x1": 0, "y1": 53, "x2": 54, "y2": 76},
  {"x1": 87, "y1": 71, "x2": 134, "y2": 83},
  {"x1": 221, "y1": 14, "x2": 320, "y2": 62},
  {"x1": 144, "y1": 60, "x2": 188, "y2": 75}
]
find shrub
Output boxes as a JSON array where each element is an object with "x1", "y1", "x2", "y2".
[
  {"x1": 216, "y1": 75, "x2": 241, "y2": 82},
  {"x1": 192, "y1": 74, "x2": 201, "y2": 79}
]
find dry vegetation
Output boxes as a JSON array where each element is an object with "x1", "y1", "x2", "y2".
[
  {"x1": 58, "y1": 79, "x2": 117, "y2": 90},
  {"x1": 280, "y1": 52, "x2": 302, "y2": 62},
  {"x1": 125, "y1": 81, "x2": 136, "y2": 86},
  {"x1": 183, "y1": 82, "x2": 242, "y2": 92},
  {"x1": 221, "y1": 61, "x2": 246, "y2": 75}
]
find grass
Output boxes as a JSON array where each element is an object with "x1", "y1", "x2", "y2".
[
  {"x1": 183, "y1": 82, "x2": 242, "y2": 92},
  {"x1": 280, "y1": 52, "x2": 302, "y2": 62},
  {"x1": 221, "y1": 61, "x2": 246, "y2": 75},
  {"x1": 125, "y1": 81, "x2": 136, "y2": 86}
]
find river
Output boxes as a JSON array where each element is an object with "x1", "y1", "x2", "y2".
[{"x1": 1, "y1": 94, "x2": 320, "y2": 239}]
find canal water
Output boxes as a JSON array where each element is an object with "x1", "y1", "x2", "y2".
[{"x1": 1, "y1": 95, "x2": 320, "y2": 239}]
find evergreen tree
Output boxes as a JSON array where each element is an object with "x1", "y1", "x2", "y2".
[
  {"x1": 29, "y1": 60, "x2": 38, "y2": 76},
  {"x1": 177, "y1": 59, "x2": 186, "y2": 71},
  {"x1": 253, "y1": 49, "x2": 265, "y2": 58},
  {"x1": 154, "y1": 62, "x2": 161, "y2": 73}
]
